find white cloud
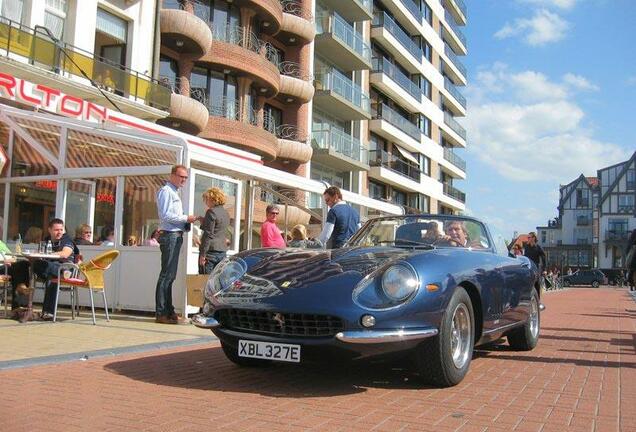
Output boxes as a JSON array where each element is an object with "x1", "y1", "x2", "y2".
[
  {"x1": 465, "y1": 63, "x2": 627, "y2": 183},
  {"x1": 495, "y1": 9, "x2": 570, "y2": 46},
  {"x1": 517, "y1": 0, "x2": 579, "y2": 10},
  {"x1": 563, "y1": 73, "x2": 599, "y2": 91}
]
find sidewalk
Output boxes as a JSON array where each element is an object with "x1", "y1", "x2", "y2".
[
  {"x1": 0, "y1": 287, "x2": 634, "y2": 431},
  {"x1": 0, "y1": 308, "x2": 216, "y2": 369}
]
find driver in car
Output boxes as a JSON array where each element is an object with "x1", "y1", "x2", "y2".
[{"x1": 440, "y1": 221, "x2": 484, "y2": 248}]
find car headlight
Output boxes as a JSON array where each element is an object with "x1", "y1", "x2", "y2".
[
  {"x1": 204, "y1": 257, "x2": 247, "y2": 300},
  {"x1": 381, "y1": 264, "x2": 419, "y2": 301}
]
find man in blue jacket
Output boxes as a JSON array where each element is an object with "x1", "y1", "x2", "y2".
[{"x1": 318, "y1": 186, "x2": 360, "y2": 249}]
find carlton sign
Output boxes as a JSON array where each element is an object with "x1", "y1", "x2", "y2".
[{"x1": 0, "y1": 72, "x2": 111, "y2": 123}]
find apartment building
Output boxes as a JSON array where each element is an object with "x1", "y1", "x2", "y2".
[
  {"x1": 537, "y1": 151, "x2": 636, "y2": 270},
  {"x1": 310, "y1": 0, "x2": 467, "y2": 216}
]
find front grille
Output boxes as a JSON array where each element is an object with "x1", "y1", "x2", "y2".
[{"x1": 215, "y1": 309, "x2": 344, "y2": 338}]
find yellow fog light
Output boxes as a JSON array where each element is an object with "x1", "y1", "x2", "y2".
[{"x1": 361, "y1": 314, "x2": 376, "y2": 328}]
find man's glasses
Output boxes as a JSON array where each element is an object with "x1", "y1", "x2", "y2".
[{"x1": 269, "y1": 212, "x2": 279, "y2": 216}]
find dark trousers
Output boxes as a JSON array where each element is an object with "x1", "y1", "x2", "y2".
[
  {"x1": 1, "y1": 261, "x2": 30, "y2": 308},
  {"x1": 155, "y1": 231, "x2": 183, "y2": 316},
  {"x1": 33, "y1": 259, "x2": 62, "y2": 314},
  {"x1": 199, "y1": 251, "x2": 226, "y2": 275}
]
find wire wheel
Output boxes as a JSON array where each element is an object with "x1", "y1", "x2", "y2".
[
  {"x1": 450, "y1": 303, "x2": 472, "y2": 369},
  {"x1": 529, "y1": 295, "x2": 539, "y2": 339}
]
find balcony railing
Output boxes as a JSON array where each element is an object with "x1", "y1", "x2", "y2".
[
  {"x1": 443, "y1": 147, "x2": 466, "y2": 172},
  {"x1": 372, "y1": 57, "x2": 422, "y2": 101},
  {"x1": 209, "y1": 24, "x2": 280, "y2": 67},
  {"x1": 374, "y1": 103, "x2": 421, "y2": 141},
  {"x1": 373, "y1": 12, "x2": 423, "y2": 61},
  {"x1": 605, "y1": 230, "x2": 630, "y2": 241},
  {"x1": 158, "y1": 76, "x2": 208, "y2": 105},
  {"x1": 443, "y1": 183, "x2": 465, "y2": 203},
  {"x1": 209, "y1": 97, "x2": 275, "y2": 134},
  {"x1": 452, "y1": 0, "x2": 467, "y2": 18},
  {"x1": 443, "y1": 10, "x2": 466, "y2": 48},
  {"x1": 443, "y1": 112, "x2": 466, "y2": 140},
  {"x1": 444, "y1": 77, "x2": 466, "y2": 109},
  {"x1": 279, "y1": 61, "x2": 312, "y2": 81},
  {"x1": 369, "y1": 149, "x2": 421, "y2": 182},
  {"x1": 0, "y1": 18, "x2": 171, "y2": 110},
  {"x1": 444, "y1": 44, "x2": 467, "y2": 78},
  {"x1": 312, "y1": 128, "x2": 368, "y2": 164},
  {"x1": 400, "y1": 0, "x2": 423, "y2": 23},
  {"x1": 280, "y1": 0, "x2": 313, "y2": 20},
  {"x1": 163, "y1": 0, "x2": 211, "y2": 22},
  {"x1": 316, "y1": 12, "x2": 371, "y2": 64},
  {"x1": 276, "y1": 124, "x2": 308, "y2": 142},
  {"x1": 315, "y1": 69, "x2": 370, "y2": 113}
]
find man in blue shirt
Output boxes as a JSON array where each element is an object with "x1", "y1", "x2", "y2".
[
  {"x1": 155, "y1": 165, "x2": 198, "y2": 324},
  {"x1": 318, "y1": 186, "x2": 361, "y2": 248}
]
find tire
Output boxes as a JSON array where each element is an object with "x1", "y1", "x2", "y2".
[
  {"x1": 591, "y1": 281, "x2": 600, "y2": 288},
  {"x1": 507, "y1": 289, "x2": 540, "y2": 351},
  {"x1": 220, "y1": 341, "x2": 271, "y2": 367},
  {"x1": 414, "y1": 287, "x2": 474, "y2": 387}
]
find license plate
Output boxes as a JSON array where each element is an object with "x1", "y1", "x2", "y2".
[{"x1": 238, "y1": 340, "x2": 301, "y2": 363}]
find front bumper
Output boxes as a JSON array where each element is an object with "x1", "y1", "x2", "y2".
[{"x1": 335, "y1": 327, "x2": 438, "y2": 344}]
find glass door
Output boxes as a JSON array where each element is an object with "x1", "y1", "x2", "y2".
[{"x1": 64, "y1": 179, "x2": 95, "y2": 243}]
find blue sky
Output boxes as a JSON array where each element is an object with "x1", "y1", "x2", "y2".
[{"x1": 461, "y1": 0, "x2": 636, "y2": 238}]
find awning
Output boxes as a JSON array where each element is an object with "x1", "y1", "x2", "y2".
[{"x1": 393, "y1": 145, "x2": 419, "y2": 165}]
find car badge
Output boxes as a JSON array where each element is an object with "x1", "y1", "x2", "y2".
[
  {"x1": 232, "y1": 280, "x2": 242, "y2": 289},
  {"x1": 281, "y1": 281, "x2": 291, "y2": 288},
  {"x1": 272, "y1": 313, "x2": 285, "y2": 328}
]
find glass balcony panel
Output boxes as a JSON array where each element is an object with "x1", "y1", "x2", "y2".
[
  {"x1": 372, "y1": 57, "x2": 421, "y2": 101},
  {"x1": 316, "y1": 12, "x2": 371, "y2": 63},
  {"x1": 444, "y1": 77, "x2": 466, "y2": 109},
  {"x1": 373, "y1": 12, "x2": 422, "y2": 61},
  {"x1": 444, "y1": 10, "x2": 466, "y2": 48},
  {"x1": 443, "y1": 147, "x2": 466, "y2": 172},
  {"x1": 444, "y1": 43, "x2": 467, "y2": 78},
  {"x1": 0, "y1": 18, "x2": 171, "y2": 110},
  {"x1": 312, "y1": 128, "x2": 368, "y2": 164},
  {"x1": 443, "y1": 111, "x2": 466, "y2": 140},
  {"x1": 443, "y1": 183, "x2": 465, "y2": 203},
  {"x1": 376, "y1": 103, "x2": 421, "y2": 141},
  {"x1": 400, "y1": 0, "x2": 423, "y2": 23},
  {"x1": 370, "y1": 149, "x2": 421, "y2": 182},
  {"x1": 315, "y1": 69, "x2": 370, "y2": 113}
]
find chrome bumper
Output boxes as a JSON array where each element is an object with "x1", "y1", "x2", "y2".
[
  {"x1": 335, "y1": 327, "x2": 438, "y2": 344},
  {"x1": 191, "y1": 314, "x2": 220, "y2": 329}
]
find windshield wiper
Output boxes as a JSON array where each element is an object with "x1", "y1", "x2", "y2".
[{"x1": 377, "y1": 240, "x2": 435, "y2": 249}]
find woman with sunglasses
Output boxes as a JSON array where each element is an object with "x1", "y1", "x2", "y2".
[{"x1": 260, "y1": 204, "x2": 286, "y2": 248}]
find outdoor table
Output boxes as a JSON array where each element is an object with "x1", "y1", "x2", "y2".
[{"x1": 10, "y1": 252, "x2": 61, "y2": 321}]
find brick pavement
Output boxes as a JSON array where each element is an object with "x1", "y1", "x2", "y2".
[{"x1": 0, "y1": 287, "x2": 634, "y2": 432}]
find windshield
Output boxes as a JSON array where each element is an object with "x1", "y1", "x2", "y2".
[{"x1": 348, "y1": 216, "x2": 491, "y2": 249}]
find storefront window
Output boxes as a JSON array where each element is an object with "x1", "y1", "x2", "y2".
[
  {"x1": 11, "y1": 134, "x2": 58, "y2": 177},
  {"x1": 7, "y1": 181, "x2": 56, "y2": 241},
  {"x1": 121, "y1": 175, "x2": 164, "y2": 246}
]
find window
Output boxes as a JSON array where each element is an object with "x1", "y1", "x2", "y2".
[
  {"x1": 264, "y1": 104, "x2": 282, "y2": 132},
  {"x1": 423, "y1": 2, "x2": 432, "y2": 25},
  {"x1": 420, "y1": 114, "x2": 431, "y2": 137},
  {"x1": 407, "y1": 193, "x2": 429, "y2": 213},
  {"x1": 192, "y1": 66, "x2": 237, "y2": 116},
  {"x1": 208, "y1": 0, "x2": 240, "y2": 29},
  {"x1": 627, "y1": 169, "x2": 635, "y2": 190},
  {"x1": 392, "y1": 189, "x2": 407, "y2": 206},
  {"x1": 0, "y1": 0, "x2": 24, "y2": 24},
  {"x1": 618, "y1": 194, "x2": 634, "y2": 212},
  {"x1": 541, "y1": 231, "x2": 546, "y2": 243},
  {"x1": 121, "y1": 175, "x2": 164, "y2": 246},
  {"x1": 159, "y1": 56, "x2": 178, "y2": 92},
  {"x1": 369, "y1": 181, "x2": 386, "y2": 200},
  {"x1": 421, "y1": 76, "x2": 431, "y2": 100},
  {"x1": 44, "y1": 0, "x2": 67, "y2": 40},
  {"x1": 422, "y1": 39, "x2": 432, "y2": 62},
  {"x1": 576, "y1": 188, "x2": 589, "y2": 207},
  {"x1": 420, "y1": 155, "x2": 430, "y2": 176}
]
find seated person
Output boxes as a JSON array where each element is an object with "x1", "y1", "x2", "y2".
[
  {"x1": 439, "y1": 220, "x2": 484, "y2": 248},
  {"x1": 74, "y1": 224, "x2": 93, "y2": 245},
  {"x1": 96, "y1": 225, "x2": 115, "y2": 246},
  {"x1": 0, "y1": 239, "x2": 31, "y2": 321},
  {"x1": 32, "y1": 218, "x2": 80, "y2": 321},
  {"x1": 24, "y1": 226, "x2": 43, "y2": 245}
]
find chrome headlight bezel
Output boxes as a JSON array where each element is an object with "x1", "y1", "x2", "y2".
[
  {"x1": 381, "y1": 263, "x2": 420, "y2": 302},
  {"x1": 204, "y1": 257, "x2": 248, "y2": 301},
  {"x1": 352, "y1": 261, "x2": 421, "y2": 310}
]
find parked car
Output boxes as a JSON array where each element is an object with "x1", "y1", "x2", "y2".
[
  {"x1": 562, "y1": 269, "x2": 605, "y2": 287},
  {"x1": 193, "y1": 215, "x2": 542, "y2": 387},
  {"x1": 599, "y1": 268, "x2": 626, "y2": 286}
]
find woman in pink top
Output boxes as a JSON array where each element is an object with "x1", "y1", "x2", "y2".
[{"x1": 260, "y1": 204, "x2": 286, "y2": 248}]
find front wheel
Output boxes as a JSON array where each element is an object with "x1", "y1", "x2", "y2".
[
  {"x1": 220, "y1": 341, "x2": 271, "y2": 367},
  {"x1": 591, "y1": 280, "x2": 600, "y2": 288},
  {"x1": 507, "y1": 289, "x2": 540, "y2": 350},
  {"x1": 414, "y1": 287, "x2": 474, "y2": 387}
]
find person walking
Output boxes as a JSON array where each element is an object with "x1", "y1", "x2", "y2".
[
  {"x1": 199, "y1": 187, "x2": 230, "y2": 274},
  {"x1": 318, "y1": 186, "x2": 360, "y2": 249},
  {"x1": 625, "y1": 228, "x2": 636, "y2": 291},
  {"x1": 260, "y1": 204, "x2": 286, "y2": 248},
  {"x1": 523, "y1": 232, "x2": 546, "y2": 272},
  {"x1": 155, "y1": 165, "x2": 199, "y2": 324}
]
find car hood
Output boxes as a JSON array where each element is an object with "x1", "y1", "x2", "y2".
[{"x1": 213, "y1": 247, "x2": 415, "y2": 305}]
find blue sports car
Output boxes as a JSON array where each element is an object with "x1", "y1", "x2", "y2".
[{"x1": 193, "y1": 215, "x2": 541, "y2": 387}]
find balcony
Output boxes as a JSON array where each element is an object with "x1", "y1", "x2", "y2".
[
  {"x1": 279, "y1": 0, "x2": 315, "y2": 43},
  {"x1": 315, "y1": 13, "x2": 372, "y2": 71},
  {"x1": 444, "y1": 76, "x2": 466, "y2": 110},
  {"x1": 443, "y1": 147, "x2": 466, "y2": 172},
  {"x1": 201, "y1": 97, "x2": 279, "y2": 160},
  {"x1": 400, "y1": 0, "x2": 424, "y2": 24},
  {"x1": 443, "y1": 44, "x2": 467, "y2": 84},
  {"x1": 369, "y1": 149, "x2": 421, "y2": 182},
  {"x1": 444, "y1": 0, "x2": 467, "y2": 26},
  {"x1": 443, "y1": 112, "x2": 467, "y2": 141},
  {"x1": 161, "y1": 1, "x2": 213, "y2": 56},
  {"x1": 314, "y1": 69, "x2": 371, "y2": 120},
  {"x1": 311, "y1": 128, "x2": 369, "y2": 171},
  {"x1": 371, "y1": 57, "x2": 422, "y2": 110},
  {"x1": 317, "y1": 0, "x2": 372, "y2": 22},
  {"x1": 443, "y1": 183, "x2": 466, "y2": 203},
  {"x1": 155, "y1": 77, "x2": 209, "y2": 134},
  {"x1": 203, "y1": 24, "x2": 280, "y2": 96},
  {"x1": 371, "y1": 12, "x2": 422, "y2": 73},
  {"x1": 0, "y1": 18, "x2": 171, "y2": 115},
  {"x1": 278, "y1": 61, "x2": 314, "y2": 103},
  {"x1": 276, "y1": 124, "x2": 313, "y2": 163},
  {"x1": 442, "y1": 9, "x2": 467, "y2": 54},
  {"x1": 372, "y1": 103, "x2": 421, "y2": 142}
]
